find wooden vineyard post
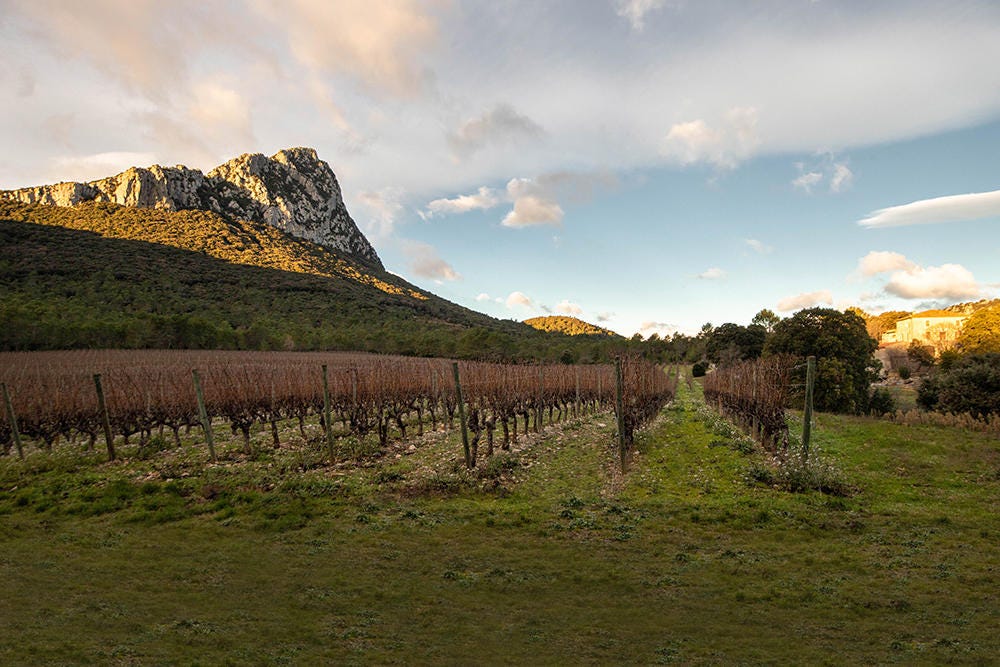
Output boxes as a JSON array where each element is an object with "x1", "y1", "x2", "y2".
[
  {"x1": 192, "y1": 370, "x2": 217, "y2": 462},
  {"x1": 1, "y1": 383, "x2": 24, "y2": 460},
  {"x1": 322, "y1": 364, "x2": 335, "y2": 464},
  {"x1": 351, "y1": 368, "x2": 359, "y2": 409},
  {"x1": 92, "y1": 374, "x2": 116, "y2": 462},
  {"x1": 535, "y1": 365, "x2": 543, "y2": 433},
  {"x1": 615, "y1": 357, "x2": 626, "y2": 473},
  {"x1": 802, "y1": 355, "x2": 816, "y2": 462},
  {"x1": 430, "y1": 367, "x2": 438, "y2": 430},
  {"x1": 452, "y1": 362, "x2": 472, "y2": 469},
  {"x1": 574, "y1": 367, "x2": 581, "y2": 419}
]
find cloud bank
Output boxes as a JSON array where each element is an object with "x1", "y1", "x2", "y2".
[
  {"x1": 859, "y1": 190, "x2": 1000, "y2": 228},
  {"x1": 777, "y1": 290, "x2": 833, "y2": 312},
  {"x1": 856, "y1": 251, "x2": 982, "y2": 300},
  {"x1": 448, "y1": 104, "x2": 543, "y2": 160},
  {"x1": 402, "y1": 240, "x2": 460, "y2": 282},
  {"x1": 662, "y1": 107, "x2": 760, "y2": 170}
]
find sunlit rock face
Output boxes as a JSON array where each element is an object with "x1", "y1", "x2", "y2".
[{"x1": 1, "y1": 147, "x2": 382, "y2": 269}]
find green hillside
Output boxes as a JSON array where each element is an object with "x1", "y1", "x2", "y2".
[
  {"x1": 0, "y1": 203, "x2": 622, "y2": 361},
  {"x1": 524, "y1": 315, "x2": 618, "y2": 337}
]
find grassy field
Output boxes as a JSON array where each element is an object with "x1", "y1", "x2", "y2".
[{"x1": 1, "y1": 379, "x2": 998, "y2": 665}]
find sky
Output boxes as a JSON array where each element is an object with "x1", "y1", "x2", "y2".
[{"x1": 2, "y1": 0, "x2": 1000, "y2": 337}]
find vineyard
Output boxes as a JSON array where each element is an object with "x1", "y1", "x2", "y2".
[
  {"x1": 0, "y1": 350, "x2": 676, "y2": 469},
  {"x1": 701, "y1": 355, "x2": 796, "y2": 451}
]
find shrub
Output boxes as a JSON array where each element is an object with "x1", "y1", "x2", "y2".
[
  {"x1": 897, "y1": 365, "x2": 911, "y2": 380},
  {"x1": 916, "y1": 353, "x2": 1000, "y2": 419},
  {"x1": 745, "y1": 454, "x2": 853, "y2": 496},
  {"x1": 907, "y1": 341, "x2": 935, "y2": 369},
  {"x1": 938, "y1": 349, "x2": 960, "y2": 371},
  {"x1": 691, "y1": 361, "x2": 708, "y2": 377},
  {"x1": 868, "y1": 387, "x2": 895, "y2": 416}
]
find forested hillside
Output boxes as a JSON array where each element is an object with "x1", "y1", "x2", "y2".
[{"x1": 0, "y1": 213, "x2": 623, "y2": 362}]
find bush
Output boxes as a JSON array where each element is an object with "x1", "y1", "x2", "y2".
[
  {"x1": 907, "y1": 341, "x2": 935, "y2": 368},
  {"x1": 916, "y1": 353, "x2": 1000, "y2": 419},
  {"x1": 868, "y1": 387, "x2": 896, "y2": 416},
  {"x1": 897, "y1": 365, "x2": 911, "y2": 380},
  {"x1": 744, "y1": 454, "x2": 853, "y2": 496},
  {"x1": 917, "y1": 377, "x2": 939, "y2": 411},
  {"x1": 938, "y1": 349, "x2": 960, "y2": 371},
  {"x1": 691, "y1": 361, "x2": 708, "y2": 377}
]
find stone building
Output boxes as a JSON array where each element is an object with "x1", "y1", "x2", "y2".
[{"x1": 880, "y1": 310, "x2": 966, "y2": 352}]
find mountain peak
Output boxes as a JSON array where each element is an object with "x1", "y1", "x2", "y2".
[{"x1": 0, "y1": 147, "x2": 382, "y2": 268}]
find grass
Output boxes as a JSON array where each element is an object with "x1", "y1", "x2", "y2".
[
  {"x1": 884, "y1": 383, "x2": 920, "y2": 412},
  {"x1": 1, "y1": 380, "x2": 998, "y2": 664}
]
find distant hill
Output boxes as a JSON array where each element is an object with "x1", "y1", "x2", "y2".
[
  {"x1": 524, "y1": 316, "x2": 618, "y2": 337},
  {"x1": 943, "y1": 299, "x2": 1000, "y2": 315}
]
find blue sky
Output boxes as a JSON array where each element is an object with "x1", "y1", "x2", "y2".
[{"x1": 2, "y1": 1, "x2": 1000, "y2": 336}]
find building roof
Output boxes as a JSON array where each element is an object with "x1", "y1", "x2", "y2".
[{"x1": 906, "y1": 309, "x2": 965, "y2": 319}]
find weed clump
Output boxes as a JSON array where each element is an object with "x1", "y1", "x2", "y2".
[{"x1": 745, "y1": 453, "x2": 853, "y2": 496}]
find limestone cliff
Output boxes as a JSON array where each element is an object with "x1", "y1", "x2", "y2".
[{"x1": 0, "y1": 147, "x2": 382, "y2": 268}]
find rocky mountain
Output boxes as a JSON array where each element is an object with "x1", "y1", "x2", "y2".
[{"x1": 0, "y1": 147, "x2": 382, "y2": 269}]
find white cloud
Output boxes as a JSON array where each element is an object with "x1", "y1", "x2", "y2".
[
  {"x1": 829, "y1": 163, "x2": 854, "y2": 193},
  {"x1": 356, "y1": 187, "x2": 404, "y2": 240},
  {"x1": 884, "y1": 263, "x2": 980, "y2": 300},
  {"x1": 5, "y1": 0, "x2": 221, "y2": 99},
  {"x1": 186, "y1": 80, "x2": 255, "y2": 149},
  {"x1": 662, "y1": 107, "x2": 760, "y2": 170},
  {"x1": 50, "y1": 151, "x2": 157, "y2": 183},
  {"x1": 792, "y1": 171, "x2": 822, "y2": 193},
  {"x1": 856, "y1": 251, "x2": 983, "y2": 300},
  {"x1": 614, "y1": 0, "x2": 668, "y2": 31},
  {"x1": 639, "y1": 321, "x2": 678, "y2": 338},
  {"x1": 596, "y1": 312, "x2": 614, "y2": 322},
  {"x1": 502, "y1": 195, "x2": 563, "y2": 228},
  {"x1": 497, "y1": 171, "x2": 617, "y2": 228},
  {"x1": 502, "y1": 178, "x2": 564, "y2": 227},
  {"x1": 255, "y1": 0, "x2": 437, "y2": 96},
  {"x1": 792, "y1": 155, "x2": 853, "y2": 194},
  {"x1": 421, "y1": 186, "x2": 500, "y2": 219},
  {"x1": 555, "y1": 299, "x2": 583, "y2": 316},
  {"x1": 776, "y1": 290, "x2": 833, "y2": 312},
  {"x1": 856, "y1": 250, "x2": 917, "y2": 277},
  {"x1": 697, "y1": 267, "x2": 726, "y2": 280},
  {"x1": 7, "y1": 2, "x2": 1000, "y2": 202},
  {"x1": 448, "y1": 104, "x2": 544, "y2": 160},
  {"x1": 16, "y1": 68, "x2": 34, "y2": 98},
  {"x1": 505, "y1": 291, "x2": 534, "y2": 309},
  {"x1": 401, "y1": 241, "x2": 460, "y2": 282},
  {"x1": 475, "y1": 292, "x2": 491, "y2": 302},
  {"x1": 745, "y1": 238, "x2": 773, "y2": 254},
  {"x1": 858, "y1": 190, "x2": 1000, "y2": 228}
]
